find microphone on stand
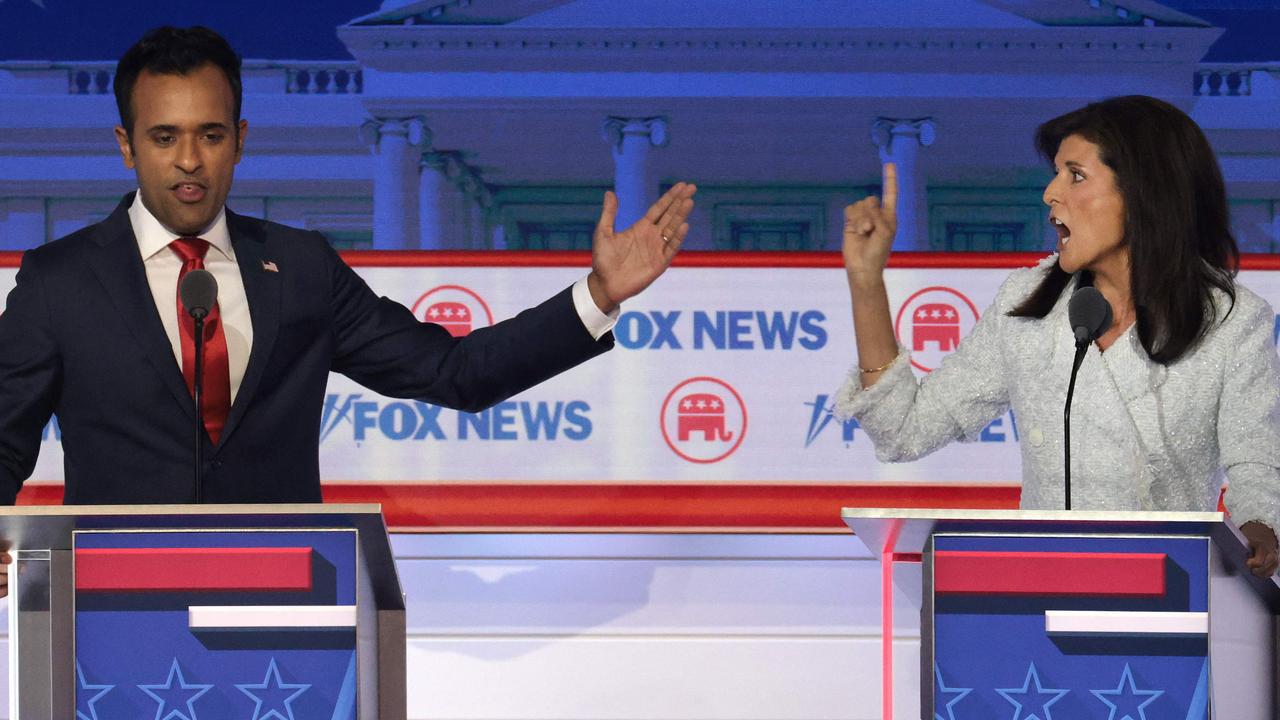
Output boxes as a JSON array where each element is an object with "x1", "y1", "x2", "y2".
[
  {"x1": 1063, "y1": 285, "x2": 1112, "y2": 510},
  {"x1": 179, "y1": 269, "x2": 218, "y2": 504}
]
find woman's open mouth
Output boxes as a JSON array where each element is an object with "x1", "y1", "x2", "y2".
[{"x1": 1052, "y1": 216, "x2": 1072, "y2": 246}]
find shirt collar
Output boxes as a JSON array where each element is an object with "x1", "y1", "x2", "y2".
[{"x1": 128, "y1": 191, "x2": 233, "y2": 262}]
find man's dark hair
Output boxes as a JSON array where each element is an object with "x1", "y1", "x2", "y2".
[
  {"x1": 1009, "y1": 95, "x2": 1239, "y2": 364},
  {"x1": 113, "y1": 26, "x2": 243, "y2": 138}
]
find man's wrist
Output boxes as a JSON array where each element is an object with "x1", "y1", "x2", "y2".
[
  {"x1": 586, "y1": 271, "x2": 619, "y2": 315},
  {"x1": 572, "y1": 276, "x2": 618, "y2": 340}
]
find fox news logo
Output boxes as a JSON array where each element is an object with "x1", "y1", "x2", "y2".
[
  {"x1": 660, "y1": 377, "x2": 747, "y2": 463},
  {"x1": 411, "y1": 285, "x2": 494, "y2": 337},
  {"x1": 320, "y1": 395, "x2": 591, "y2": 442},
  {"x1": 894, "y1": 287, "x2": 980, "y2": 373},
  {"x1": 615, "y1": 310, "x2": 826, "y2": 350}
]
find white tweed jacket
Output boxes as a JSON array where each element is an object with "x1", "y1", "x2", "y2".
[{"x1": 836, "y1": 255, "x2": 1280, "y2": 530}]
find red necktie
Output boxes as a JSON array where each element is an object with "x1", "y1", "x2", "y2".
[{"x1": 171, "y1": 237, "x2": 231, "y2": 445}]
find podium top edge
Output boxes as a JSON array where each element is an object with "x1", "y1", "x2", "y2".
[
  {"x1": 840, "y1": 508, "x2": 1225, "y2": 523},
  {"x1": 0, "y1": 502, "x2": 406, "y2": 609},
  {"x1": 0, "y1": 503, "x2": 384, "y2": 517}
]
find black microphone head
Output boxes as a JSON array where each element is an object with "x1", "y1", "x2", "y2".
[
  {"x1": 1068, "y1": 285, "x2": 1113, "y2": 345},
  {"x1": 179, "y1": 269, "x2": 219, "y2": 320}
]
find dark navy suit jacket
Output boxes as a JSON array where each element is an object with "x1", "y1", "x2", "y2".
[{"x1": 0, "y1": 194, "x2": 611, "y2": 504}]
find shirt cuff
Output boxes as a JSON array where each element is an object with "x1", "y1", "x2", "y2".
[{"x1": 572, "y1": 276, "x2": 619, "y2": 340}]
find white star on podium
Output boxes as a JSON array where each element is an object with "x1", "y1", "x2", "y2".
[
  {"x1": 236, "y1": 658, "x2": 311, "y2": 720},
  {"x1": 138, "y1": 658, "x2": 212, "y2": 720},
  {"x1": 995, "y1": 662, "x2": 1068, "y2": 720},
  {"x1": 1090, "y1": 664, "x2": 1162, "y2": 720}
]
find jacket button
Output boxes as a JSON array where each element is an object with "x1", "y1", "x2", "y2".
[{"x1": 1028, "y1": 428, "x2": 1044, "y2": 447}]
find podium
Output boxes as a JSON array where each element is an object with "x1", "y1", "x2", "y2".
[
  {"x1": 2, "y1": 503, "x2": 404, "y2": 719},
  {"x1": 844, "y1": 509, "x2": 1280, "y2": 720}
]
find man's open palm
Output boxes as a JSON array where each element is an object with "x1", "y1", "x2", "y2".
[{"x1": 588, "y1": 182, "x2": 697, "y2": 313}]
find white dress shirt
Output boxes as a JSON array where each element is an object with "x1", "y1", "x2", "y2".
[
  {"x1": 130, "y1": 194, "x2": 253, "y2": 404},
  {"x1": 128, "y1": 194, "x2": 618, "y2": 404}
]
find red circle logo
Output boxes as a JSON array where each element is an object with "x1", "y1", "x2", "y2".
[
  {"x1": 660, "y1": 377, "x2": 747, "y2": 464},
  {"x1": 411, "y1": 285, "x2": 494, "y2": 337},
  {"x1": 893, "y1": 286, "x2": 980, "y2": 373}
]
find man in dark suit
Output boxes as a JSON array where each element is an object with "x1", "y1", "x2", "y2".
[{"x1": 0, "y1": 26, "x2": 696, "y2": 507}]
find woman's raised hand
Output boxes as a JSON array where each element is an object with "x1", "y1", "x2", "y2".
[{"x1": 843, "y1": 163, "x2": 898, "y2": 278}]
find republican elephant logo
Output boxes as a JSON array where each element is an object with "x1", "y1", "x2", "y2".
[
  {"x1": 911, "y1": 303, "x2": 960, "y2": 352},
  {"x1": 661, "y1": 377, "x2": 747, "y2": 464},
  {"x1": 412, "y1": 285, "x2": 494, "y2": 337},
  {"x1": 676, "y1": 393, "x2": 734, "y2": 442},
  {"x1": 423, "y1": 300, "x2": 473, "y2": 337},
  {"x1": 894, "y1": 286, "x2": 981, "y2": 374}
]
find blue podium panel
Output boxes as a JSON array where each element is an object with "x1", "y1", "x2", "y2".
[
  {"x1": 73, "y1": 529, "x2": 358, "y2": 720},
  {"x1": 931, "y1": 533, "x2": 1210, "y2": 720}
]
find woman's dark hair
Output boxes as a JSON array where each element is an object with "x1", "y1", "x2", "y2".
[
  {"x1": 1009, "y1": 95, "x2": 1238, "y2": 364},
  {"x1": 113, "y1": 26, "x2": 242, "y2": 139}
]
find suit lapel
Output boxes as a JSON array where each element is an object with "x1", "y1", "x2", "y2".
[
  {"x1": 218, "y1": 209, "x2": 281, "y2": 447},
  {"x1": 86, "y1": 194, "x2": 196, "y2": 422},
  {"x1": 1099, "y1": 329, "x2": 1172, "y2": 507}
]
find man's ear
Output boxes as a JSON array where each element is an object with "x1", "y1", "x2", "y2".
[
  {"x1": 235, "y1": 119, "x2": 248, "y2": 163},
  {"x1": 113, "y1": 125, "x2": 137, "y2": 170}
]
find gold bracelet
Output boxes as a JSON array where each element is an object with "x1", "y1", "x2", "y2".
[{"x1": 859, "y1": 356, "x2": 897, "y2": 374}]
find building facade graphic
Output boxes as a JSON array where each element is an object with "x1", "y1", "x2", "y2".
[{"x1": 1, "y1": 0, "x2": 1277, "y2": 254}]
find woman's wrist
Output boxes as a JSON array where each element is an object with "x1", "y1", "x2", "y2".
[{"x1": 846, "y1": 267, "x2": 886, "y2": 292}]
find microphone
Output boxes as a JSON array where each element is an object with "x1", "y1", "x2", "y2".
[
  {"x1": 179, "y1": 269, "x2": 218, "y2": 321},
  {"x1": 179, "y1": 269, "x2": 218, "y2": 503},
  {"x1": 1063, "y1": 285, "x2": 1113, "y2": 510},
  {"x1": 1069, "y1": 286, "x2": 1113, "y2": 346}
]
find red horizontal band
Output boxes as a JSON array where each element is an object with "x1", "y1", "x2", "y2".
[
  {"x1": 0, "y1": 250, "x2": 1041, "y2": 269},
  {"x1": 337, "y1": 250, "x2": 1045, "y2": 269},
  {"x1": 934, "y1": 550, "x2": 1167, "y2": 597},
  {"x1": 5, "y1": 251, "x2": 1280, "y2": 270},
  {"x1": 17, "y1": 482, "x2": 1021, "y2": 532},
  {"x1": 75, "y1": 547, "x2": 313, "y2": 592},
  {"x1": 333, "y1": 251, "x2": 1280, "y2": 271}
]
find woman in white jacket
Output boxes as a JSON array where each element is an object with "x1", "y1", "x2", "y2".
[{"x1": 837, "y1": 95, "x2": 1280, "y2": 577}]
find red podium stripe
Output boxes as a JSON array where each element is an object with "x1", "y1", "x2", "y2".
[
  {"x1": 75, "y1": 547, "x2": 313, "y2": 592},
  {"x1": 934, "y1": 551, "x2": 1166, "y2": 596}
]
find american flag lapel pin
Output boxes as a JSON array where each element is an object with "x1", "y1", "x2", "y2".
[{"x1": 262, "y1": 260, "x2": 279, "y2": 273}]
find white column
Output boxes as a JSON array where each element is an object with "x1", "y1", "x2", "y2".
[
  {"x1": 0, "y1": 198, "x2": 46, "y2": 250},
  {"x1": 871, "y1": 118, "x2": 936, "y2": 252},
  {"x1": 602, "y1": 116, "x2": 669, "y2": 231},
  {"x1": 422, "y1": 153, "x2": 491, "y2": 249},
  {"x1": 462, "y1": 176, "x2": 492, "y2": 251},
  {"x1": 360, "y1": 117, "x2": 430, "y2": 250},
  {"x1": 419, "y1": 152, "x2": 452, "y2": 250}
]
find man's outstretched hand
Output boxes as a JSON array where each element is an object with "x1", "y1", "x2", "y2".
[{"x1": 587, "y1": 182, "x2": 697, "y2": 314}]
